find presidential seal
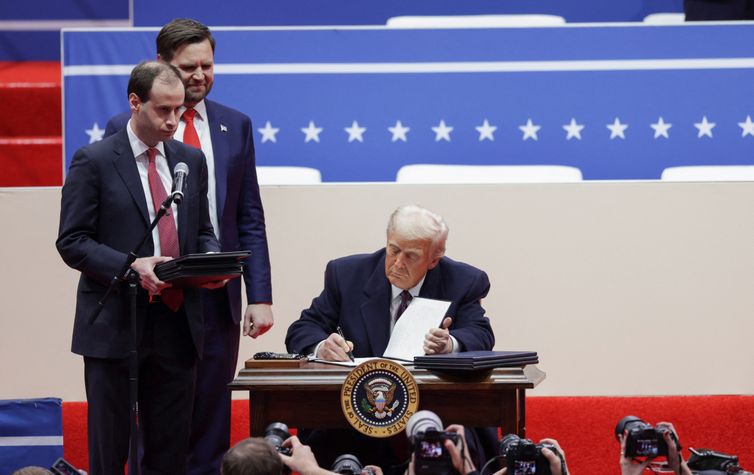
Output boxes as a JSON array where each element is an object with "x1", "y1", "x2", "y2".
[{"x1": 340, "y1": 358, "x2": 419, "y2": 438}]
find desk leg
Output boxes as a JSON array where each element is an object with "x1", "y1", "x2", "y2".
[
  {"x1": 249, "y1": 391, "x2": 268, "y2": 436},
  {"x1": 517, "y1": 389, "x2": 526, "y2": 438},
  {"x1": 499, "y1": 390, "x2": 527, "y2": 439}
]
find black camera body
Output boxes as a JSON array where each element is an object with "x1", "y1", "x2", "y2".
[
  {"x1": 615, "y1": 416, "x2": 680, "y2": 458},
  {"x1": 413, "y1": 428, "x2": 460, "y2": 475},
  {"x1": 687, "y1": 447, "x2": 753, "y2": 474},
  {"x1": 500, "y1": 434, "x2": 561, "y2": 475}
]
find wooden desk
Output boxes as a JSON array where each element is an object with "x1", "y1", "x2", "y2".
[{"x1": 230, "y1": 361, "x2": 545, "y2": 438}]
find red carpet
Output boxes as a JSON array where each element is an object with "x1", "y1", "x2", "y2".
[
  {"x1": 0, "y1": 62, "x2": 63, "y2": 187},
  {"x1": 61, "y1": 395, "x2": 754, "y2": 473}
]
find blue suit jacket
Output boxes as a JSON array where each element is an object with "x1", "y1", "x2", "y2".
[
  {"x1": 106, "y1": 99, "x2": 272, "y2": 324},
  {"x1": 56, "y1": 127, "x2": 220, "y2": 358},
  {"x1": 285, "y1": 249, "x2": 495, "y2": 357}
]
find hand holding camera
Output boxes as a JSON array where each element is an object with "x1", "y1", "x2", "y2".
[
  {"x1": 495, "y1": 434, "x2": 567, "y2": 475},
  {"x1": 278, "y1": 435, "x2": 332, "y2": 475},
  {"x1": 616, "y1": 416, "x2": 691, "y2": 475},
  {"x1": 406, "y1": 411, "x2": 477, "y2": 475}
]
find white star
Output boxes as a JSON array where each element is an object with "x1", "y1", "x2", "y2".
[
  {"x1": 344, "y1": 121, "x2": 367, "y2": 143},
  {"x1": 258, "y1": 121, "x2": 279, "y2": 143},
  {"x1": 738, "y1": 115, "x2": 754, "y2": 137},
  {"x1": 606, "y1": 118, "x2": 629, "y2": 140},
  {"x1": 388, "y1": 120, "x2": 410, "y2": 142},
  {"x1": 694, "y1": 116, "x2": 716, "y2": 138},
  {"x1": 650, "y1": 117, "x2": 672, "y2": 139},
  {"x1": 562, "y1": 118, "x2": 584, "y2": 140},
  {"x1": 85, "y1": 122, "x2": 105, "y2": 143},
  {"x1": 301, "y1": 121, "x2": 323, "y2": 143},
  {"x1": 519, "y1": 119, "x2": 541, "y2": 141},
  {"x1": 431, "y1": 120, "x2": 454, "y2": 142},
  {"x1": 475, "y1": 119, "x2": 497, "y2": 141}
]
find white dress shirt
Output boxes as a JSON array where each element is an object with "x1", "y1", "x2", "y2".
[
  {"x1": 126, "y1": 120, "x2": 178, "y2": 257},
  {"x1": 389, "y1": 277, "x2": 425, "y2": 331},
  {"x1": 174, "y1": 100, "x2": 219, "y2": 240}
]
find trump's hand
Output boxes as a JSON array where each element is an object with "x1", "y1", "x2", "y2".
[
  {"x1": 316, "y1": 332, "x2": 354, "y2": 361},
  {"x1": 423, "y1": 317, "x2": 453, "y2": 355}
]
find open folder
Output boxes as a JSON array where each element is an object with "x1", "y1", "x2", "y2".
[
  {"x1": 154, "y1": 250, "x2": 250, "y2": 288},
  {"x1": 312, "y1": 297, "x2": 451, "y2": 367}
]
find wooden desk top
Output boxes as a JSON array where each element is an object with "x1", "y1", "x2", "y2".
[{"x1": 230, "y1": 361, "x2": 546, "y2": 392}]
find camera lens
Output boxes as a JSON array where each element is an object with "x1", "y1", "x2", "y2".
[
  {"x1": 331, "y1": 454, "x2": 363, "y2": 474},
  {"x1": 500, "y1": 433, "x2": 522, "y2": 455},
  {"x1": 263, "y1": 422, "x2": 291, "y2": 449},
  {"x1": 406, "y1": 410, "x2": 444, "y2": 443},
  {"x1": 615, "y1": 415, "x2": 649, "y2": 440}
]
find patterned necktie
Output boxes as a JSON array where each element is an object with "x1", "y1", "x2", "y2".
[
  {"x1": 182, "y1": 108, "x2": 201, "y2": 149},
  {"x1": 146, "y1": 147, "x2": 183, "y2": 312},
  {"x1": 395, "y1": 290, "x2": 413, "y2": 321}
]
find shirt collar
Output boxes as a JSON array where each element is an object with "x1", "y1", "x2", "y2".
[
  {"x1": 391, "y1": 275, "x2": 426, "y2": 301},
  {"x1": 180, "y1": 99, "x2": 207, "y2": 122},
  {"x1": 126, "y1": 119, "x2": 166, "y2": 160}
]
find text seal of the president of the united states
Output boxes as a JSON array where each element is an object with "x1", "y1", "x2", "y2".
[{"x1": 340, "y1": 358, "x2": 419, "y2": 438}]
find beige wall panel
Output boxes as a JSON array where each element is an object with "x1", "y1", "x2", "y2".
[{"x1": 2, "y1": 183, "x2": 752, "y2": 401}]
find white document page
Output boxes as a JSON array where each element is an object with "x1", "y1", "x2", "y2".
[
  {"x1": 310, "y1": 356, "x2": 378, "y2": 367},
  {"x1": 383, "y1": 297, "x2": 451, "y2": 361}
]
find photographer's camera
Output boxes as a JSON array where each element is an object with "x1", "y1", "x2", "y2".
[
  {"x1": 500, "y1": 434, "x2": 563, "y2": 475},
  {"x1": 406, "y1": 410, "x2": 460, "y2": 475},
  {"x1": 615, "y1": 416, "x2": 680, "y2": 458}
]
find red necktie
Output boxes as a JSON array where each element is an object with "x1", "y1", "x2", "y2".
[
  {"x1": 146, "y1": 148, "x2": 183, "y2": 312},
  {"x1": 396, "y1": 290, "x2": 413, "y2": 321},
  {"x1": 182, "y1": 108, "x2": 201, "y2": 149}
]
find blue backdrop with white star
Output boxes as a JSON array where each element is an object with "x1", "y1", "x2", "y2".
[{"x1": 63, "y1": 24, "x2": 754, "y2": 181}]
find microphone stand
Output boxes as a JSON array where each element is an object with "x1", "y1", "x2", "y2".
[{"x1": 89, "y1": 190, "x2": 181, "y2": 475}]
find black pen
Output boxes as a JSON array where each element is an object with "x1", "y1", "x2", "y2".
[{"x1": 336, "y1": 325, "x2": 355, "y2": 362}]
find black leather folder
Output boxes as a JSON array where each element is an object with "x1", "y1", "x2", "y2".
[
  {"x1": 414, "y1": 350, "x2": 538, "y2": 370},
  {"x1": 154, "y1": 250, "x2": 250, "y2": 288}
]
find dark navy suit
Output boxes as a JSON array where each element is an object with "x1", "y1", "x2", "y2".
[
  {"x1": 106, "y1": 99, "x2": 272, "y2": 474},
  {"x1": 56, "y1": 127, "x2": 220, "y2": 473},
  {"x1": 286, "y1": 248, "x2": 494, "y2": 356},
  {"x1": 285, "y1": 248, "x2": 495, "y2": 472}
]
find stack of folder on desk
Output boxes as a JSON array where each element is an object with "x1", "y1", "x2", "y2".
[
  {"x1": 155, "y1": 251, "x2": 250, "y2": 288},
  {"x1": 414, "y1": 350, "x2": 538, "y2": 371}
]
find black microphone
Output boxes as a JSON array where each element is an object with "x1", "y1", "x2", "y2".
[{"x1": 171, "y1": 162, "x2": 189, "y2": 204}]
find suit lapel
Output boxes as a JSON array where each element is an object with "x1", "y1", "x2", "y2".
[
  {"x1": 418, "y1": 264, "x2": 444, "y2": 300},
  {"x1": 360, "y1": 254, "x2": 393, "y2": 357},
  {"x1": 206, "y1": 100, "x2": 228, "y2": 222},
  {"x1": 112, "y1": 128, "x2": 149, "y2": 226},
  {"x1": 418, "y1": 263, "x2": 454, "y2": 320},
  {"x1": 164, "y1": 140, "x2": 188, "y2": 253}
]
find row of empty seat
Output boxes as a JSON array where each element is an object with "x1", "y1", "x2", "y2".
[
  {"x1": 256, "y1": 165, "x2": 754, "y2": 185},
  {"x1": 384, "y1": 13, "x2": 685, "y2": 28}
]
